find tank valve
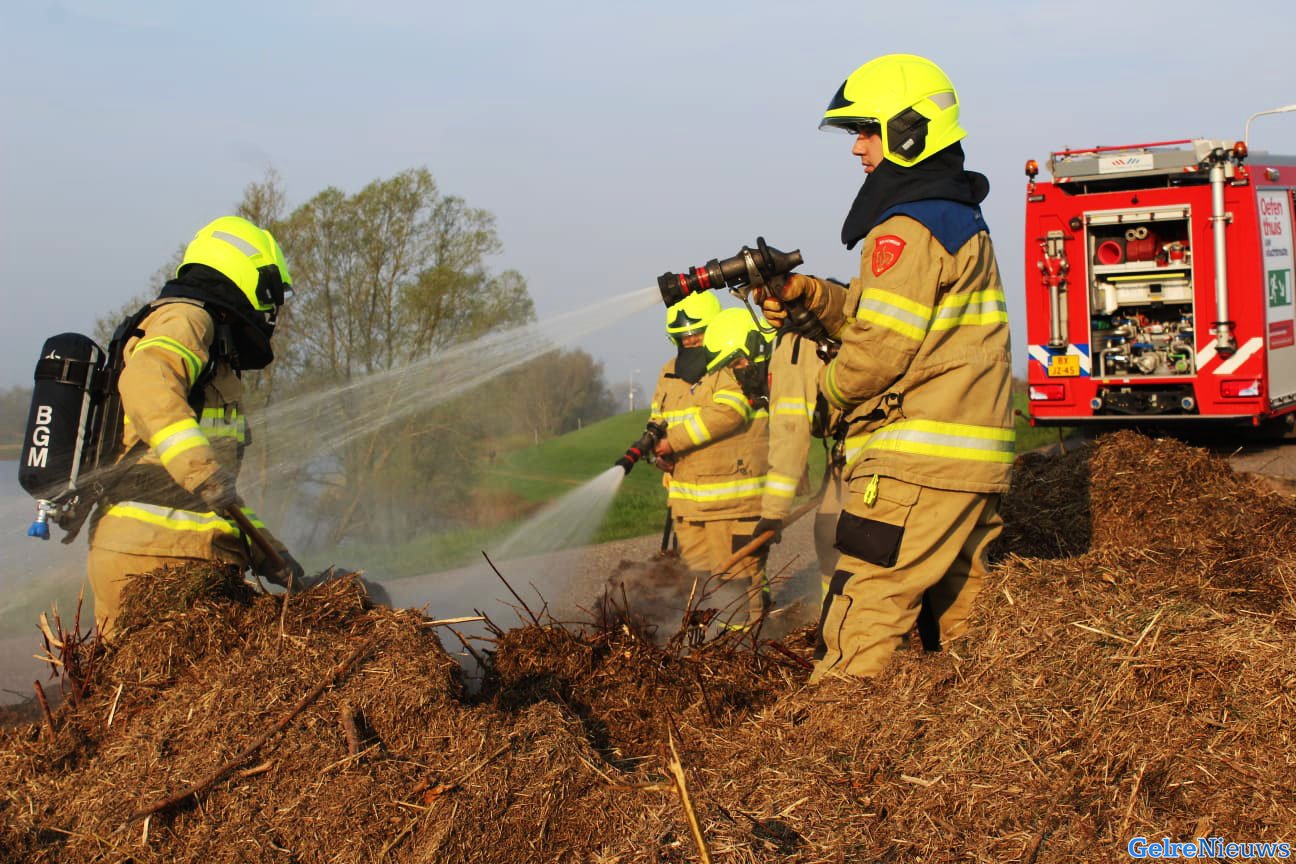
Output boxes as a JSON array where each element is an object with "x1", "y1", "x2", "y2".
[{"x1": 27, "y1": 501, "x2": 53, "y2": 540}]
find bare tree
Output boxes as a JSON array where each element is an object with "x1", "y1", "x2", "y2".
[
  {"x1": 267, "y1": 167, "x2": 536, "y2": 543},
  {"x1": 499, "y1": 350, "x2": 619, "y2": 438}
]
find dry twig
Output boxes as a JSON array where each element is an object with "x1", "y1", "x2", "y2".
[
  {"x1": 32, "y1": 680, "x2": 56, "y2": 740},
  {"x1": 482, "y1": 550, "x2": 541, "y2": 625},
  {"x1": 666, "y1": 721, "x2": 712, "y2": 864}
]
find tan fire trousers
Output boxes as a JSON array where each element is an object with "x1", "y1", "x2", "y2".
[
  {"x1": 674, "y1": 515, "x2": 769, "y2": 627},
  {"x1": 86, "y1": 548, "x2": 209, "y2": 639},
  {"x1": 813, "y1": 468, "x2": 845, "y2": 599},
  {"x1": 811, "y1": 475, "x2": 1002, "y2": 683}
]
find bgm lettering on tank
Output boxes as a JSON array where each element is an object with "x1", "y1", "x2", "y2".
[{"x1": 27, "y1": 404, "x2": 53, "y2": 469}]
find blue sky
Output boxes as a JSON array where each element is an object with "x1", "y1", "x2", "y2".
[{"x1": 3, "y1": 0, "x2": 1295, "y2": 397}]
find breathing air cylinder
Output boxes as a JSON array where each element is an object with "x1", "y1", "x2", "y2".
[{"x1": 19, "y1": 333, "x2": 107, "y2": 537}]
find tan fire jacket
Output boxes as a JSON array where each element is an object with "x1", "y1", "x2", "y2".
[
  {"x1": 650, "y1": 359, "x2": 769, "y2": 521},
  {"x1": 761, "y1": 332, "x2": 824, "y2": 520},
  {"x1": 804, "y1": 210, "x2": 1014, "y2": 494},
  {"x1": 89, "y1": 300, "x2": 281, "y2": 566}
]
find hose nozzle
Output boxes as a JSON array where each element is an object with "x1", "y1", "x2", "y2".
[
  {"x1": 615, "y1": 420, "x2": 668, "y2": 474},
  {"x1": 658, "y1": 237, "x2": 802, "y2": 307}
]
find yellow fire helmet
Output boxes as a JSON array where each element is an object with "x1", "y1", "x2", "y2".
[
  {"x1": 665, "y1": 291, "x2": 722, "y2": 343},
  {"x1": 179, "y1": 215, "x2": 294, "y2": 314},
  {"x1": 702, "y1": 307, "x2": 768, "y2": 373},
  {"x1": 819, "y1": 53, "x2": 966, "y2": 167}
]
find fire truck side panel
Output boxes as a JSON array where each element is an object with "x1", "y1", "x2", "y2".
[
  {"x1": 1259, "y1": 188, "x2": 1296, "y2": 408},
  {"x1": 1026, "y1": 153, "x2": 1296, "y2": 427}
]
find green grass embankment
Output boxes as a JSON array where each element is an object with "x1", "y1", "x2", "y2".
[
  {"x1": 350, "y1": 402, "x2": 1070, "y2": 578},
  {"x1": 339, "y1": 412, "x2": 670, "y2": 577},
  {"x1": 483, "y1": 410, "x2": 668, "y2": 542}
]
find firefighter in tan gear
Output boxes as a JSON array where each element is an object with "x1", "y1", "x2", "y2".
[
  {"x1": 758, "y1": 54, "x2": 1013, "y2": 681},
  {"x1": 754, "y1": 328, "x2": 844, "y2": 601},
  {"x1": 87, "y1": 216, "x2": 303, "y2": 636},
  {"x1": 650, "y1": 299, "x2": 771, "y2": 627}
]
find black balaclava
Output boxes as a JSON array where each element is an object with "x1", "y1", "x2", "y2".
[
  {"x1": 674, "y1": 344, "x2": 709, "y2": 385},
  {"x1": 158, "y1": 264, "x2": 276, "y2": 370},
  {"x1": 840, "y1": 141, "x2": 989, "y2": 250}
]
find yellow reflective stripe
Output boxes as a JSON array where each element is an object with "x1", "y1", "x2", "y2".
[
  {"x1": 202, "y1": 424, "x2": 243, "y2": 442},
  {"x1": 148, "y1": 418, "x2": 197, "y2": 448},
  {"x1": 765, "y1": 471, "x2": 799, "y2": 499},
  {"x1": 822, "y1": 361, "x2": 851, "y2": 409},
  {"x1": 773, "y1": 397, "x2": 811, "y2": 419},
  {"x1": 932, "y1": 310, "x2": 1009, "y2": 329},
  {"x1": 843, "y1": 432, "x2": 872, "y2": 468},
  {"x1": 103, "y1": 501, "x2": 239, "y2": 535},
  {"x1": 684, "y1": 411, "x2": 712, "y2": 446},
  {"x1": 133, "y1": 336, "x2": 202, "y2": 386},
  {"x1": 856, "y1": 288, "x2": 931, "y2": 341},
  {"x1": 158, "y1": 433, "x2": 210, "y2": 466},
  {"x1": 148, "y1": 418, "x2": 212, "y2": 466},
  {"x1": 862, "y1": 419, "x2": 1015, "y2": 464},
  {"x1": 713, "y1": 390, "x2": 752, "y2": 420},
  {"x1": 659, "y1": 407, "x2": 713, "y2": 445},
  {"x1": 239, "y1": 506, "x2": 267, "y2": 530},
  {"x1": 102, "y1": 502, "x2": 265, "y2": 535},
  {"x1": 931, "y1": 288, "x2": 1009, "y2": 330},
  {"x1": 857, "y1": 306, "x2": 928, "y2": 341},
  {"x1": 668, "y1": 475, "x2": 766, "y2": 502},
  {"x1": 863, "y1": 287, "x2": 932, "y2": 320},
  {"x1": 198, "y1": 409, "x2": 245, "y2": 443}
]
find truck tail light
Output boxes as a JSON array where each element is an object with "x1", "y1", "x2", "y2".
[
  {"x1": 1030, "y1": 384, "x2": 1066, "y2": 401},
  {"x1": 1220, "y1": 379, "x2": 1261, "y2": 398}
]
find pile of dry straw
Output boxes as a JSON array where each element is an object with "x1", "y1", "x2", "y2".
[{"x1": 1, "y1": 430, "x2": 1292, "y2": 862}]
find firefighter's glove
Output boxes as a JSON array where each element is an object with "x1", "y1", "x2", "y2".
[
  {"x1": 757, "y1": 274, "x2": 819, "y2": 329},
  {"x1": 753, "y1": 518, "x2": 784, "y2": 546},
  {"x1": 195, "y1": 468, "x2": 239, "y2": 513},
  {"x1": 281, "y1": 551, "x2": 306, "y2": 587},
  {"x1": 259, "y1": 550, "x2": 306, "y2": 590}
]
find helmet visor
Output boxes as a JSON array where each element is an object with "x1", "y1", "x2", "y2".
[
  {"x1": 670, "y1": 325, "x2": 707, "y2": 346},
  {"x1": 821, "y1": 78, "x2": 883, "y2": 136},
  {"x1": 819, "y1": 116, "x2": 882, "y2": 136}
]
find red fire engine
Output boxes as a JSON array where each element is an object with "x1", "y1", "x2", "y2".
[{"x1": 1024, "y1": 131, "x2": 1296, "y2": 431}]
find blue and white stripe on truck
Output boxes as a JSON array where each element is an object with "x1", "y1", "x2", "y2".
[{"x1": 1028, "y1": 343, "x2": 1091, "y2": 376}]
